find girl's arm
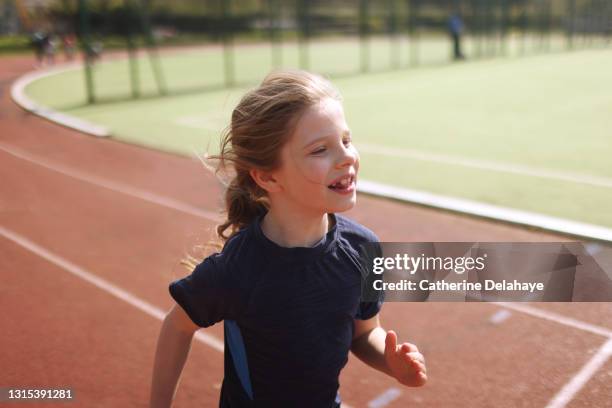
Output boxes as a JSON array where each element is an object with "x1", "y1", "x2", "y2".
[
  {"x1": 350, "y1": 314, "x2": 392, "y2": 375},
  {"x1": 149, "y1": 303, "x2": 200, "y2": 408},
  {"x1": 351, "y1": 314, "x2": 427, "y2": 387}
]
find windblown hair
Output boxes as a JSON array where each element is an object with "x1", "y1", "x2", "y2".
[
  {"x1": 182, "y1": 69, "x2": 342, "y2": 270},
  {"x1": 213, "y1": 69, "x2": 343, "y2": 240}
]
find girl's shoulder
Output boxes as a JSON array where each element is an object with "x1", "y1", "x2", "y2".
[
  {"x1": 335, "y1": 213, "x2": 380, "y2": 246},
  {"x1": 334, "y1": 214, "x2": 383, "y2": 278},
  {"x1": 216, "y1": 224, "x2": 257, "y2": 263},
  {"x1": 193, "y1": 225, "x2": 261, "y2": 285}
]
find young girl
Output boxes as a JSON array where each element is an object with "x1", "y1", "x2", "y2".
[{"x1": 150, "y1": 69, "x2": 427, "y2": 408}]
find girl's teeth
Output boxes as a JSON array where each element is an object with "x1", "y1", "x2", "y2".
[{"x1": 329, "y1": 176, "x2": 353, "y2": 189}]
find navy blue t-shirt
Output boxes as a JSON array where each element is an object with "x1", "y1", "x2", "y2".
[{"x1": 169, "y1": 211, "x2": 384, "y2": 408}]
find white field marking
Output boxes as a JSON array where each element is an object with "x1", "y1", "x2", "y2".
[
  {"x1": 367, "y1": 387, "x2": 402, "y2": 408},
  {"x1": 2, "y1": 142, "x2": 611, "y2": 341},
  {"x1": 493, "y1": 303, "x2": 612, "y2": 338},
  {"x1": 175, "y1": 114, "x2": 227, "y2": 132},
  {"x1": 0, "y1": 225, "x2": 224, "y2": 352},
  {"x1": 545, "y1": 338, "x2": 612, "y2": 408},
  {"x1": 357, "y1": 179, "x2": 612, "y2": 243},
  {"x1": 10, "y1": 64, "x2": 110, "y2": 137},
  {"x1": 357, "y1": 142, "x2": 612, "y2": 189},
  {"x1": 489, "y1": 309, "x2": 512, "y2": 325},
  {"x1": 0, "y1": 143, "x2": 222, "y2": 223}
]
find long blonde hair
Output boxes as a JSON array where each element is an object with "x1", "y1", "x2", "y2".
[
  {"x1": 183, "y1": 69, "x2": 342, "y2": 270},
  {"x1": 211, "y1": 70, "x2": 342, "y2": 241}
]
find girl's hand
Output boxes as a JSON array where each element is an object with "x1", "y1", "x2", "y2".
[{"x1": 384, "y1": 330, "x2": 427, "y2": 387}]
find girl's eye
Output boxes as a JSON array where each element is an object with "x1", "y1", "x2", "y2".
[
  {"x1": 343, "y1": 138, "x2": 352, "y2": 146},
  {"x1": 311, "y1": 147, "x2": 326, "y2": 155}
]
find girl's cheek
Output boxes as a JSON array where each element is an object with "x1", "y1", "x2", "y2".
[
  {"x1": 309, "y1": 166, "x2": 330, "y2": 186},
  {"x1": 296, "y1": 158, "x2": 330, "y2": 185}
]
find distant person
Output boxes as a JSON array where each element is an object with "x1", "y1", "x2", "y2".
[
  {"x1": 85, "y1": 41, "x2": 103, "y2": 65},
  {"x1": 44, "y1": 34, "x2": 58, "y2": 65},
  {"x1": 30, "y1": 31, "x2": 46, "y2": 67},
  {"x1": 62, "y1": 33, "x2": 77, "y2": 61},
  {"x1": 448, "y1": 12, "x2": 465, "y2": 60},
  {"x1": 149, "y1": 70, "x2": 428, "y2": 408}
]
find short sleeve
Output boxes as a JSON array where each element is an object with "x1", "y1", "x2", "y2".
[
  {"x1": 355, "y1": 235, "x2": 385, "y2": 320},
  {"x1": 355, "y1": 294, "x2": 384, "y2": 320},
  {"x1": 169, "y1": 254, "x2": 244, "y2": 328}
]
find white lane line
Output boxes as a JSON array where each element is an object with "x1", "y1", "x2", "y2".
[
  {"x1": 0, "y1": 143, "x2": 222, "y2": 222},
  {"x1": 0, "y1": 225, "x2": 224, "y2": 352},
  {"x1": 545, "y1": 338, "x2": 612, "y2": 408},
  {"x1": 357, "y1": 142, "x2": 612, "y2": 189},
  {"x1": 584, "y1": 242, "x2": 604, "y2": 256},
  {"x1": 489, "y1": 309, "x2": 512, "y2": 325},
  {"x1": 367, "y1": 387, "x2": 402, "y2": 408},
  {"x1": 2, "y1": 142, "x2": 611, "y2": 340},
  {"x1": 494, "y1": 303, "x2": 612, "y2": 338}
]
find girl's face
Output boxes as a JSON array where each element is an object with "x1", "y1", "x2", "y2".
[{"x1": 272, "y1": 97, "x2": 359, "y2": 214}]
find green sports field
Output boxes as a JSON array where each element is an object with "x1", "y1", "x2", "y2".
[{"x1": 24, "y1": 37, "x2": 612, "y2": 229}]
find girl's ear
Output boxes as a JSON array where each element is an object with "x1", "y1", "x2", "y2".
[{"x1": 250, "y1": 168, "x2": 282, "y2": 193}]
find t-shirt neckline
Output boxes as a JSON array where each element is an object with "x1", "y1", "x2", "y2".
[{"x1": 252, "y1": 211, "x2": 339, "y2": 261}]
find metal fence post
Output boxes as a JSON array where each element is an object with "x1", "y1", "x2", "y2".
[
  {"x1": 78, "y1": 0, "x2": 95, "y2": 103},
  {"x1": 221, "y1": 0, "x2": 235, "y2": 87}
]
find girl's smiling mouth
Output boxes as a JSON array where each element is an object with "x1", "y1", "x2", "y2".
[{"x1": 327, "y1": 174, "x2": 356, "y2": 194}]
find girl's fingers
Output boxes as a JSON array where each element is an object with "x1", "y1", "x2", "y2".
[
  {"x1": 385, "y1": 330, "x2": 398, "y2": 355},
  {"x1": 403, "y1": 353, "x2": 425, "y2": 367},
  {"x1": 412, "y1": 361, "x2": 427, "y2": 373},
  {"x1": 402, "y1": 352, "x2": 416, "y2": 365},
  {"x1": 405, "y1": 351, "x2": 425, "y2": 365},
  {"x1": 399, "y1": 342, "x2": 418, "y2": 353}
]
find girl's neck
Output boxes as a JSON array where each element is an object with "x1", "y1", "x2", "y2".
[{"x1": 260, "y1": 208, "x2": 334, "y2": 248}]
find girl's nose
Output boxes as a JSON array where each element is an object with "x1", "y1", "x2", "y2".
[{"x1": 337, "y1": 144, "x2": 359, "y2": 168}]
